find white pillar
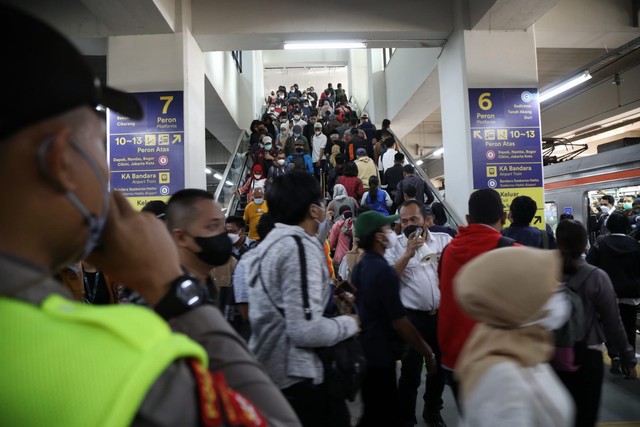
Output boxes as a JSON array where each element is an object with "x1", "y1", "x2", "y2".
[{"x1": 439, "y1": 14, "x2": 540, "y2": 223}]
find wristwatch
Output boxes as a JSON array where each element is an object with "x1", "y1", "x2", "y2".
[{"x1": 155, "y1": 275, "x2": 206, "y2": 320}]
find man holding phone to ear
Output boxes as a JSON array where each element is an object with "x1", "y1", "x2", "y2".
[{"x1": 384, "y1": 200, "x2": 452, "y2": 427}]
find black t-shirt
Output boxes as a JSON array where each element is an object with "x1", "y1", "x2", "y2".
[
  {"x1": 83, "y1": 272, "x2": 111, "y2": 305},
  {"x1": 352, "y1": 251, "x2": 406, "y2": 367}
]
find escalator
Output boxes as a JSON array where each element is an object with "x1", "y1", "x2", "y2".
[{"x1": 215, "y1": 122, "x2": 462, "y2": 232}]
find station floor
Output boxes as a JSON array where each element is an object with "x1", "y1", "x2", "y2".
[{"x1": 347, "y1": 337, "x2": 640, "y2": 426}]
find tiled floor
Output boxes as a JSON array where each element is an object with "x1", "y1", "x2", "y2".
[{"x1": 348, "y1": 343, "x2": 640, "y2": 426}]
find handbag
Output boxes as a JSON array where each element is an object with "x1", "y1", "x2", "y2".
[{"x1": 257, "y1": 234, "x2": 367, "y2": 402}]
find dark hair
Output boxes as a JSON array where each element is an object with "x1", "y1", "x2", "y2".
[
  {"x1": 267, "y1": 171, "x2": 322, "y2": 225},
  {"x1": 367, "y1": 176, "x2": 381, "y2": 203},
  {"x1": 250, "y1": 119, "x2": 260, "y2": 133},
  {"x1": 166, "y1": 189, "x2": 214, "y2": 231},
  {"x1": 556, "y1": 220, "x2": 587, "y2": 275},
  {"x1": 343, "y1": 161, "x2": 358, "y2": 177},
  {"x1": 358, "y1": 229, "x2": 379, "y2": 251},
  {"x1": 334, "y1": 153, "x2": 346, "y2": 165},
  {"x1": 431, "y1": 202, "x2": 448, "y2": 226},
  {"x1": 349, "y1": 118, "x2": 358, "y2": 126},
  {"x1": 607, "y1": 211, "x2": 630, "y2": 234},
  {"x1": 384, "y1": 138, "x2": 395, "y2": 148},
  {"x1": 559, "y1": 213, "x2": 574, "y2": 221},
  {"x1": 400, "y1": 199, "x2": 429, "y2": 219},
  {"x1": 403, "y1": 183, "x2": 417, "y2": 199},
  {"x1": 256, "y1": 213, "x2": 276, "y2": 240},
  {"x1": 141, "y1": 200, "x2": 167, "y2": 220},
  {"x1": 509, "y1": 195, "x2": 537, "y2": 226},
  {"x1": 394, "y1": 152, "x2": 405, "y2": 163},
  {"x1": 600, "y1": 194, "x2": 615, "y2": 205},
  {"x1": 292, "y1": 156, "x2": 306, "y2": 171},
  {"x1": 382, "y1": 119, "x2": 391, "y2": 128},
  {"x1": 225, "y1": 215, "x2": 246, "y2": 229},
  {"x1": 468, "y1": 189, "x2": 504, "y2": 225},
  {"x1": 402, "y1": 164, "x2": 415, "y2": 175}
]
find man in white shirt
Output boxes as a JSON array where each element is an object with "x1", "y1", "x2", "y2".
[
  {"x1": 384, "y1": 200, "x2": 452, "y2": 427},
  {"x1": 311, "y1": 122, "x2": 327, "y2": 181},
  {"x1": 378, "y1": 137, "x2": 407, "y2": 174}
]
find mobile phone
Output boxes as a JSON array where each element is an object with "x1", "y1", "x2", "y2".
[{"x1": 413, "y1": 227, "x2": 423, "y2": 240}]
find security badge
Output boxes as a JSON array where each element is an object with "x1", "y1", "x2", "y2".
[{"x1": 189, "y1": 359, "x2": 266, "y2": 427}]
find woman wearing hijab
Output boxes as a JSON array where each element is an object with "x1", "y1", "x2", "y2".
[
  {"x1": 454, "y1": 247, "x2": 575, "y2": 427},
  {"x1": 236, "y1": 164, "x2": 267, "y2": 203},
  {"x1": 328, "y1": 183, "x2": 359, "y2": 216}
]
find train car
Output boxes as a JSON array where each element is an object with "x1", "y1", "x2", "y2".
[
  {"x1": 543, "y1": 144, "x2": 640, "y2": 240},
  {"x1": 545, "y1": 144, "x2": 640, "y2": 331}
]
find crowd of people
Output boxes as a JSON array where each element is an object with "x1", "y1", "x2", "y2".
[{"x1": 3, "y1": 5, "x2": 640, "y2": 427}]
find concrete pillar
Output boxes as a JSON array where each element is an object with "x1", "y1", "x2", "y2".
[
  {"x1": 439, "y1": 3, "x2": 541, "y2": 224},
  {"x1": 107, "y1": 0, "x2": 206, "y2": 205}
]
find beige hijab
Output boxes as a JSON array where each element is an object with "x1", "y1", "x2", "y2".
[{"x1": 454, "y1": 247, "x2": 561, "y2": 399}]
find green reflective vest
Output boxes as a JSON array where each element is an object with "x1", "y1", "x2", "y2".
[{"x1": 0, "y1": 294, "x2": 207, "y2": 426}]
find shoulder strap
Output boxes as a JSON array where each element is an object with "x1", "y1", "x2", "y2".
[
  {"x1": 566, "y1": 264, "x2": 597, "y2": 292},
  {"x1": 497, "y1": 236, "x2": 516, "y2": 248},
  {"x1": 292, "y1": 235, "x2": 312, "y2": 321}
]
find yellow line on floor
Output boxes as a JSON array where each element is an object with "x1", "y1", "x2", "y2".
[{"x1": 597, "y1": 422, "x2": 640, "y2": 427}]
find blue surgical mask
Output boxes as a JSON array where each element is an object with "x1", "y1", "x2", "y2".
[
  {"x1": 254, "y1": 198, "x2": 264, "y2": 204},
  {"x1": 38, "y1": 138, "x2": 110, "y2": 260}
]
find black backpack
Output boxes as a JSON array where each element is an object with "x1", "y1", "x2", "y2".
[{"x1": 551, "y1": 264, "x2": 596, "y2": 372}]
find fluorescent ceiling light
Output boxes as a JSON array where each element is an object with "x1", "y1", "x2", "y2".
[
  {"x1": 213, "y1": 173, "x2": 223, "y2": 180},
  {"x1": 415, "y1": 159, "x2": 424, "y2": 166},
  {"x1": 205, "y1": 167, "x2": 213, "y2": 174},
  {"x1": 433, "y1": 148, "x2": 444, "y2": 156},
  {"x1": 284, "y1": 42, "x2": 366, "y2": 50},
  {"x1": 225, "y1": 180, "x2": 234, "y2": 186},
  {"x1": 538, "y1": 71, "x2": 592, "y2": 103}
]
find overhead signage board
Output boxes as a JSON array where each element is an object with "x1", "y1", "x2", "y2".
[
  {"x1": 107, "y1": 91, "x2": 184, "y2": 209},
  {"x1": 468, "y1": 88, "x2": 545, "y2": 229}
]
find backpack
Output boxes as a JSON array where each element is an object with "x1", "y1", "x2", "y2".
[
  {"x1": 551, "y1": 264, "x2": 596, "y2": 372},
  {"x1": 364, "y1": 190, "x2": 389, "y2": 215}
]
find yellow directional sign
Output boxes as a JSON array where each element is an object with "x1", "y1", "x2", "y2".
[{"x1": 172, "y1": 134, "x2": 182, "y2": 144}]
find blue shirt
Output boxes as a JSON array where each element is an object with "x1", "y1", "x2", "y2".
[
  {"x1": 285, "y1": 153, "x2": 314, "y2": 174},
  {"x1": 502, "y1": 225, "x2": 556, "y2": 249},
  {"x1": 352, "y1": 251, "x2": 406, "y2": 366}
]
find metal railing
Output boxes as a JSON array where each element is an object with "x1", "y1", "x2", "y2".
[{"x1": 214, "y1": 130, "x2": 252, "y2": 216}]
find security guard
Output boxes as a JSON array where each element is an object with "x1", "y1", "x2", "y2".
[{"x1": 0, "y1": 6, "x2": 299, "y2": 427}]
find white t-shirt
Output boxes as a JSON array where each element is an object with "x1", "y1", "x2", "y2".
[{"x1": 311, "y1": 133, "x2": 327, "y2": 163}]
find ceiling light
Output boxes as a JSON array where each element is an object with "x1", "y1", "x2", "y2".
[
  {"x1": 415, "y1": 160, "x2": 424, "y2": 166},
  {"x1": 225, "y1": 180, "x2": 234, "y2": 186},
  {"x1": 433, "y1": 148, "x2": 444, "y2": 156},
  {"x1": 213, "y1": 173, "x2": 223, "y2": 180},
  {"x1": 284, "y1": 42, "x2": 366, "y2": 50},
  {"x1": 538, "y1": 71, "x2": 592, "y2": 103},
  {"x1": 205, "y1": 167, "x2": 213, "y2": 174}
]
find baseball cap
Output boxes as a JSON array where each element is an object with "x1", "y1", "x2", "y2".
[
  {"x1": 314, "y1": 122, "x2": 323, "y2": 129},
  {"x1": 292, "y1": 125, "x2": 302, "y2": 133},
  {"x1": 356, "y1": 148, "x2": 366, "y2": 156},
  {"x1": 262, "y1": 136, "x2": 272, "y2": 144},
  {"x1": 355, "y1": 211, "x2": 399, "y2": 238},
  {"x1": 1, "y1": 5, "x2": 143, "y2": 139},
  {"x1": 361, "y1": 113, "x2": 369, "y2": 119}
]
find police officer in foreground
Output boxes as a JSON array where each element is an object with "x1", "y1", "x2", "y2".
[{"x1": 0, "y1": 6, "x2": 299, "y2": 426}]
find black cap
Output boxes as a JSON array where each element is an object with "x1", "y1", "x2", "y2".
[{"x1": 0, "y1": 5, "x2": 143, "y2": 139}]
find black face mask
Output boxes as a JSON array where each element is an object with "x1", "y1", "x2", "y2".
[
  {"x1": 295, "y1": 147, "x2": 303, "y2": 153},
  {"x1": 193, "y1": 233, "x2": 232, "y2": 266},
  {"x1": 403, "y1": 224, "x2": 422, "y2": 239}
]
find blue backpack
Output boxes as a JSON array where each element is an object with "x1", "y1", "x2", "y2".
[{"x1": 364, "y1": 190, "x2": 389, "y2": 215}]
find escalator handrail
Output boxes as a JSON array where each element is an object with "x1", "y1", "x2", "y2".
[{"x1": 390, "y1": 131, "x2": 464, "y2": 229}]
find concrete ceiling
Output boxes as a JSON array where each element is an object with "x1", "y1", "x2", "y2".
[{"x1": 6, "y1": 0, "x2": 640, "y2": 157}]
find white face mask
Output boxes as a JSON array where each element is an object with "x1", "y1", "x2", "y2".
[
  {"x1": 254, "y1": 174, "x2": 262, "y2": 179},
  {"x1": 384, "y1": 230, "x2": 398, "y2": 249},
  {"x1": 227, "y1": 233, "x2": 241, "y2": 245},
  {"x1": 600, "y1": 205, "x2": 610, "y2": 214},
  {"x1": 277, "y1": 159, "x2": 286, "y2": 166},
  {"x1": 315, "y1": 130, "x2": 321, "y2": 135},
  {"x1": 520, "y1": 291, "x2": 570, "y2": 331},
  {"x1": 294, "y1": 115, "x2": 300, "y2": 120}
]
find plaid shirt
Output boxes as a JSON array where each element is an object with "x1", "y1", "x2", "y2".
[{"x1": 336, "y1": 175, "x2": 364, "y2": 201}]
